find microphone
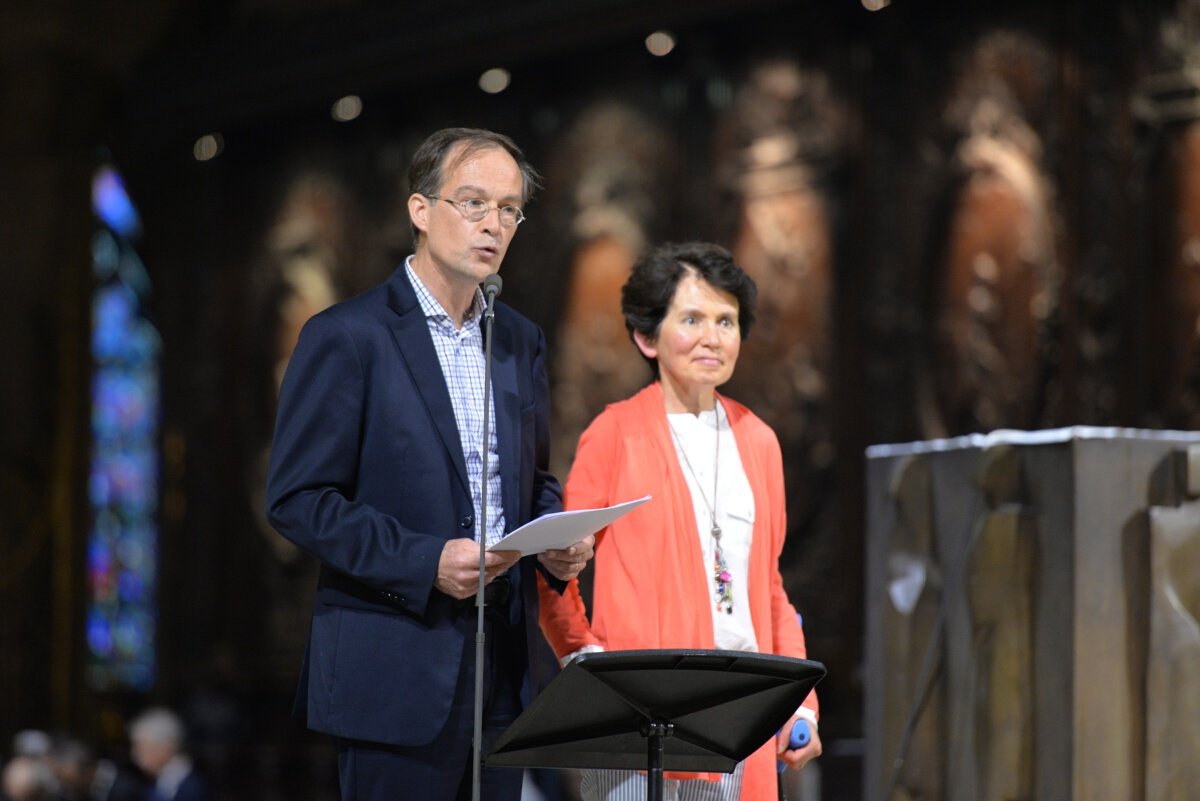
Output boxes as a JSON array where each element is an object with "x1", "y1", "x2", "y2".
[
  {"x1": 473, "y1": 272, "x2": 502, "y2": 801},
  {"x1": 483, "y1": 273, "x2": 503, "y2": 305}
]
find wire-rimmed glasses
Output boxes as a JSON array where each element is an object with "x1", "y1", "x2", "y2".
[{"x1": 428, "y1": 195, "x2": 525, "y2": 227}]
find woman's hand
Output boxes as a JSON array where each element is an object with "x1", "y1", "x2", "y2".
[{"x1": 776, "y1": 714, "x2": 822, "y2": 771}]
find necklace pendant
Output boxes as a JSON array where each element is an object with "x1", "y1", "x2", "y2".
[
  {"x1": 713, "y1": 544, "x2": 733, "y2": 614},
  {"x1": 711, "y1": 524, "x2": 722, "y2": 540}
]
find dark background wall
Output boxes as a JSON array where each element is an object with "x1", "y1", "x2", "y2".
[{"x1": 3, "y1": 1, "x2": 1196, "y2": 799}]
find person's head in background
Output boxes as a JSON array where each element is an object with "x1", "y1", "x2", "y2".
[
  {"x1": 9, "y1": 732, "x2": 50, "y2": 762},
  {"x1": 128, "y1": 707, "x2": 185, "y2": 779},
  {"x1": 46, "y1": 735, "x2": 97, "y2": 801},
  {"x1": 2, "y1": 755, "x2": 56, "y2": 801}
]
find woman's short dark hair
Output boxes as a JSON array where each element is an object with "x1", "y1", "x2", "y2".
[
  {"x1": 407, "y1": 127, "x2": 542, "y2": 244},
  {"x1": 621, "y1": 241, "x2": 757, "y2": 375}
]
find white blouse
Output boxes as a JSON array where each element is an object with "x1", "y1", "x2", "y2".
[{"x1": 666, "y1": 401, "x2": 759, "y2": 652}]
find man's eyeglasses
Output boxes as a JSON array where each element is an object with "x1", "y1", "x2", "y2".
[{"x1": 427, "y1": 195, "x2": 525, "y2": 227}]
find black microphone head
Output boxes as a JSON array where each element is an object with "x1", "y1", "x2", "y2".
[{"x1": 483, "y1": 273, "x2": 503, "y2": 299}]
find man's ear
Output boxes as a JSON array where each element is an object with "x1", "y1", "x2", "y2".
[
  {"x1": 408, "y1": 193, "x2": 430, "y2": 237},
  {"x1": 632, "y1": 329, "x2": 658, "y2": 362}
]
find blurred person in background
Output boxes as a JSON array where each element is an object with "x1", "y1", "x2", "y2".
[
  {"x1": 47, "y1": 735, "x2": 145, "y2": 801},
  {"x1": 128, "y1": 709, "x2": 208, "y2": 801},
  {"x1": 2, "y1": 754, "x2": 56, "y2": 801},
  {"x1": 10, "y1": 733, "x2": 51, "y2": 763}
]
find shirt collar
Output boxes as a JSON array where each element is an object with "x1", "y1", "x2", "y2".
[
  {"x1": 156, "y1": 754, "x2": 193, "y2": 798},
  {"x1": 405, "y1": 256, "x2": 484, "y2": 327}
]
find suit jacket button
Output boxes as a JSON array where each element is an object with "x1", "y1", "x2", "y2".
[{"x1": 461, "y1": 515, "x2": 474, "y2": 529}]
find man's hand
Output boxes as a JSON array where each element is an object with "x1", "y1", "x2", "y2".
[
  {"x1": 776, "y1": 714, "x2": 822, "y2": 771},
  {"x1": 435, "y1": 538, "x2": 520, "y2": 600},
  {"x1": 538, "y1": 533, "x2": 595, "y2": 581}
]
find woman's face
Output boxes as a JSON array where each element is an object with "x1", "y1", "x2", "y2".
[{"x1": 635, "y1": 271, "x2": 741, "y2": 396}]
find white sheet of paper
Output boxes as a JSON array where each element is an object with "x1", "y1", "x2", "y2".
[{"x1": 488, "y1": 495, "x2": 651, "y2": 556}]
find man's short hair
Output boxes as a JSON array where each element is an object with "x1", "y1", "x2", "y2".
[
  {"x1": 129, "y1": 707, "x2": 184, "y2": 750},
  {"x1": 406, "y1": 127, "x2": 542, "y2": 245}
]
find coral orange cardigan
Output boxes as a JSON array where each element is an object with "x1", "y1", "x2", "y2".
[{"x1": 539, "y1": 382, "x2": 818, "y2": 799}]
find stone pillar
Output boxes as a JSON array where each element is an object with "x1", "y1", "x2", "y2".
[{"x1": 865, "y1": 428, "x2": 1200, "y2": 801}]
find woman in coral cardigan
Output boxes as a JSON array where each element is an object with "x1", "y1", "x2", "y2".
[{"x1": 539, "y1": 241, "x2": 820, "y2": 801}]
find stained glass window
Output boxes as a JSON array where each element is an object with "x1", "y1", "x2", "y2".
[{"x1": 86, "y1": 165, "x2": 160, "y2": 691}]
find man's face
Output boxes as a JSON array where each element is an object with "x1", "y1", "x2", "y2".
[
  {"x1": 131, "y1": 736, "x2": 173, "y2": 777},
  {"x1": 410, "y1": 144, "x2": 525, "y2": 290}
]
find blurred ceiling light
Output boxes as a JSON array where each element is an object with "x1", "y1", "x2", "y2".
[
  {"x1": 646, "y1": 30, "x2": 676, "y2": 57},
  {"x1": 332, "y1": 94, "x2": 363, "y2": 122},
  {"x1": 862, "y1": 0, "x2": 891, "y2": 9},
  {"x1": 479, "y1": 68, "x2": 511, "y2": 94},
  {"x1": 193, "y1": 133, "x2": 224, "y2": 162}
]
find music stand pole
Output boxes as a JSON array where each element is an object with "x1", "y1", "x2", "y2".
[{"x1": 641, "y1": 720, "x2": 673, "y2": 801}]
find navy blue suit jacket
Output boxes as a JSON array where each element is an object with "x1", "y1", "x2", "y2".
[
  {"x1": 265, "y1": 265, "x2": 563, "y2": 746},
  {"x1": 168, "y1": 771, "x2": 208, "y2": 801}
]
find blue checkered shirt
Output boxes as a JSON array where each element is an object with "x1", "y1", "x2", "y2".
[{"x1": 405, "y1": 258, "x2": 505, "y2": 547}]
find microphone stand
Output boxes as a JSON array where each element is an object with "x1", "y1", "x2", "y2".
[{"x1": 473, "y1": 273, "x2": 502, "y2": 801}]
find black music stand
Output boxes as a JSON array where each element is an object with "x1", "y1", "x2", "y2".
[{"x1": 487, "y1": 649, "x2": 825, "y2": 801}]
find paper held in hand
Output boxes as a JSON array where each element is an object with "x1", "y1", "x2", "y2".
[{"x1": 488, "y1": 496, "x2": 651, "y2": 556}]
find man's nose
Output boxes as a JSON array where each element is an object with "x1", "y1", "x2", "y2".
[{"x1": 479, "y1": 205, "x2": 505, "y2": 232}]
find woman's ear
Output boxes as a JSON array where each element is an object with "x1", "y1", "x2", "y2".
[{"x1": 632, "y1": 329, "x2": 658, "y2": 362}]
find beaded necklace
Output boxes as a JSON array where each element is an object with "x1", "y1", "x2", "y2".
[{"x1": 668, "y1": 403, "x2": 734, "y2": 614}]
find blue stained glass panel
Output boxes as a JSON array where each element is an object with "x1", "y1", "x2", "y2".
[{"x1": 86, "y1": 165, "x2": 160, "y2": 692}]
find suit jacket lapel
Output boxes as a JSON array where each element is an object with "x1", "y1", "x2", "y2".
[
  {"x1": 490, "y1": 313, "x2": 520, "y2": 531},
  {"x1": 386, "y1": 270, "x2": 471, "y2": 497}
]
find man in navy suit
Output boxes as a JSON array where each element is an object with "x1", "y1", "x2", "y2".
[
  {"x1": 265, "y1": 128, "x2": 594, "y2": 801},
  {"x1": 128, "y1": 708, "x2": 208, "y2": 801}
]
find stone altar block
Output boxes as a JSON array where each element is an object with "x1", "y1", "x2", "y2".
[{"x1": 864, "y1": 428, "x2": 1200, "y2": 801}]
